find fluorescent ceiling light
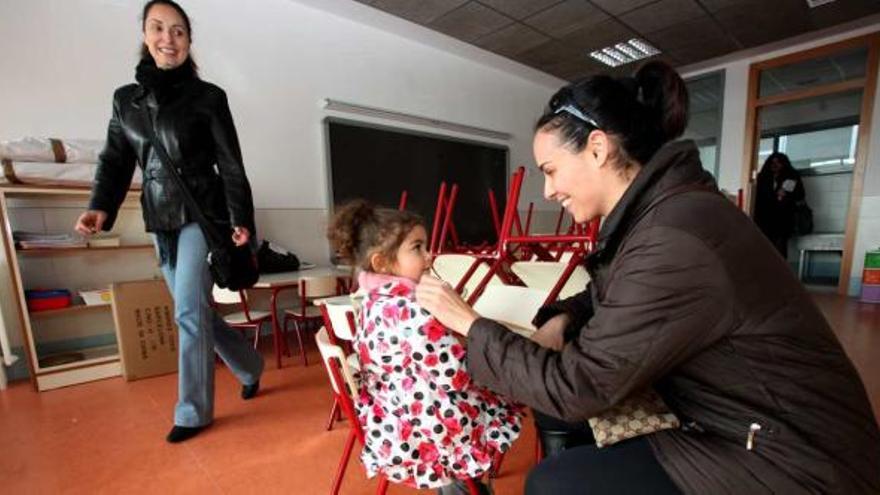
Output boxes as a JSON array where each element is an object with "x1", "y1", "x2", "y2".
[
  {"x1": 590, "y1": 38, "x2": 660, "y2": 67},
  {"x1": 806, "y1": 0, "x2": 836, "y2": 8}
]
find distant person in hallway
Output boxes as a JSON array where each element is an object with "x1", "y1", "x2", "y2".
[
  {"x1": 754, "y1": 151, "x2": 805, "y2": 258},
  {"x1": 416, "y1": 61, "x2": 880, "y2": 494},
  {"x1": 75, "y1": 0, "x2": 263, "y2": 443}
]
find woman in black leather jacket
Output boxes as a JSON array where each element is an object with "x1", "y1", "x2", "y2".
[{"x1": 75, "y1": 0, "x2": 263, "y2": 443}]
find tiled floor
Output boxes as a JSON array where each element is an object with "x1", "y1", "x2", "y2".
[{"x1": 0, "y1": 293, "x2": 877, "y2": 494}]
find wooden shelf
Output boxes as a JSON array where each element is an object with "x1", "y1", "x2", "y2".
[
  {"x1": 0, "y1": 186, "x2": 152, "y2": 391},
  {"x1": 36, "y1": 345, "x2": 120, "y2": 374},
  {"x1": 17, "y1": 244, "x2": 154, "y2": 256},
  {"x1": 29, "y1": 303, "x2": 111, "y2": 319}
]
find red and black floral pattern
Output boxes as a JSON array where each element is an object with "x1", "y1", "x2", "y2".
[{"x1": 354, "y1": 273, "x2": 522, "y2": 489}]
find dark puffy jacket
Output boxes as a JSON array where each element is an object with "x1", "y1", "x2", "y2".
[
  {"x1": 466, "y1": 141, "x2": 880, "y2": 494},
  {"x1": 89, "y1": 78, "x2": 255, "y2": 235}
]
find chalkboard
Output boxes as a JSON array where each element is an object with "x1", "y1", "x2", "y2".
[{"x1": 326, "y1": 120, "x2": 508, "y2": 245}]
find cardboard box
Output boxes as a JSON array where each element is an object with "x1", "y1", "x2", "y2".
[{"x1": 111, "y1": 279, "x2": 178, "y2": 381}]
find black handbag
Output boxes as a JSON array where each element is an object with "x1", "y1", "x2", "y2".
[
  {"x1": 794, "y1": 200, "x2": 814, "y2": 236},
  {"x1": 257, "y1": 240, "x2": 300, "y2": 273},
  {"x1": 140, "y1": 106, "x2": 258, "y2": 290}
]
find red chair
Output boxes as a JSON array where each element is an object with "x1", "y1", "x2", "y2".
[
  {"x1": 318, "y1": 301, "x2": 358, "y2": 431},
  {"x1": 316, "y1": 328, "x2": 485, "y2": 495},
  {"x1": 213, "y1": 285, "x2": 273, "y2": 348},
  {"x1": 282, "y1": 275, "x2": 338, "y2": 366}
]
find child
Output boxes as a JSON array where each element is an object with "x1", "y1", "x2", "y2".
[{"x1": 328, "y1": 200, "x2": 522, "y2": 494}]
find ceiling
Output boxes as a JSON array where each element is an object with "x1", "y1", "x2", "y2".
[{"x1": 352, "y1": 0, "x2": 880, "y2": 80}]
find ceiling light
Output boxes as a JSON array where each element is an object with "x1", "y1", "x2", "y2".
[
  {"x1": 806, "y1": 0, "x2": 836, "y2": 7},
  {"x1": 590, "y1": 52, "x2": 623, "y2": 67},
  {"x1": 590, "y1": 38, "x2": 660, "y2": 67}
]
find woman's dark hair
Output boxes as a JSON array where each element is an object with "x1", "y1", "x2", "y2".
[
  {"x1": 758, "y1": 152, "x2": 796, "y2": 178},
  {"x1": 536, "y1": 60, "x2": 689, "y2": 170},
  {"x1": 328, "y1": 200, "x2": 424, "y2": 272},
  {"x1": 139, "y1": 0, "x2": 198, "y2": 72}
]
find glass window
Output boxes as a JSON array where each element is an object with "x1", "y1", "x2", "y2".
[
  {"x1": 683, "y1": 71, "x2": 724, "y2": 178},
  {"x1": 758, "y1": 89, "x2": 861, "y2": 175},
  {"x1": 758, "y1": 46, "x2": 868, "y2": 98},
  {"x1": 756, "y1": 89, "x2": 863, "y2": 241}
]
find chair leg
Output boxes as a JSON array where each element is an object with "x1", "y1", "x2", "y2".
[
  {"x1": 294, "y1": 321, "x2": 308, "y2": 367},
  {"x1": 252, "y1": 323, "x2": 261, "y2": 349},
  {"x1": 489, "y1": 451, "x2": 505, "y2": 479},
  {"x1": 535, "y1": 435, "x2": 543, "y2": 463},
  {"x1": 281, "y1": 316, "x2": 293, "y2": 358},
  {"x1": 326, "y1": 395, "x2": 340, "y2": 431},
  {"x1": 375, "y1": 476, "x2": 389, "y2": 495},
  {"x1": 464, "y1": 478, "x2": 481, "y2": 495},
  {"x1": 331, "y1": 428, "x2": 358, "y2": 495}
]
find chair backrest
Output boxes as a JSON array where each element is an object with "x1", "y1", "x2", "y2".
[
  {"x1": 510, "y1": 261, "x2": 590, "y2": 300},
  {"x1": 212, "y1": 285, "x2": 244, "y2": 305},
  {"x1": 299, "y1": 275, "x2": 339, "y2": 300},
  {"x1": 315, "y1": 327, "x2": 358, "y2": 398},
  {"x1": 432, "y1": 254, "x2": 503, "y2": 295},
  {"x1": 472, "y1": 284, "x2": 549, "y2": 337},
  {"x1": 323, "y1": 302, "x2": 357, "y2": 341}
]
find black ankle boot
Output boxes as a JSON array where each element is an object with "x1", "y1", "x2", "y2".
[
  {"x1": 538, "y1": 427, "x2": 595, "y2": 459},
  {"x1": 241, "y1": 380, "x2": 260, "y2": 400},
  {"x1": 538, "y1": 429, "x2": 571, "y2": 458},
  {"x1": 436, "y1": 479, "x2": 492, "y2": 495},
  {"x1": 166, "y1": 425, "x2": 206, "y2": 443}
]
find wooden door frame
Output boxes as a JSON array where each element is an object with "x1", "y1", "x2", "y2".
[{"x1": 742, "y1": 32, "x2": 880, "y2": 295}]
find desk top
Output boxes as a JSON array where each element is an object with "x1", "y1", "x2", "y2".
[
  {"x1": 252, "y1": 266, "x2": 351, "y2": 289},
  {"x1": 313, "y1": 294, "x2": 354, "y2": 306}
]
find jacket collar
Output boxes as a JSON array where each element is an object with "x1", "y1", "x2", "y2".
[
  {"x1": 357, "y1": 271, "x2": 417, "y2": 297},
  {"x1": 588, "y1": 140, "x2": 717, "y2": 264},
  {"x1": 132, "y1": 78, "x2": 196, "y2": 108}
]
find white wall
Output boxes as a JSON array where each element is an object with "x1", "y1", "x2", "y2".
[
  {"x1": 681, "y1": 21, "x2": 880, "y2": 295},
  {"x1": 0, "y1": 0, "x2": 561, "y2": 246},
  {"x1": 0, "y1": 0, "x2": 562, "y2": 364}
]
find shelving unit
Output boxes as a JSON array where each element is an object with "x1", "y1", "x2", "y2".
[
  {"x1": 0, "y1": 185, "x2": 162, "y2": 391},
  {"x1": 16, "y1": 245, "x2": 154, "y2": 256}
]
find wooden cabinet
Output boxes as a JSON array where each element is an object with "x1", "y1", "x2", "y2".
[{"x1": 0, "y1": 186, "x2": 161, "y2": 391}]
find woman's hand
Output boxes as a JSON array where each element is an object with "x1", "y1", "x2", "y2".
[
  {"x1": 232, "y1": 226, "x2": 250, "y2": 246},
  {"x1": 416, "y1": 274, "x2": 480, "y2": 337},
  {"x1": 74, "y1": 210, "x2": 108, "y2": 236},
  {"x1": 530, "y1": 312, "x2": 570, "y2": 351}
]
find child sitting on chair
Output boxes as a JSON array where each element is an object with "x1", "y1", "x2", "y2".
[{"x1": 328, "y1": 200, "x2": 522, "y2": 494}]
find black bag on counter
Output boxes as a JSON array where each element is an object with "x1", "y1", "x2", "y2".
[
  {"x1": 257, "y1": 240, "x2": 300, "y2": 273},
  {"x1": 794, "y1": 200, "x2": 814, "y2": 236}
]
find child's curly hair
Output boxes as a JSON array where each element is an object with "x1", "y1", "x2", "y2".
[{"x1": 328, "y1": 200, "x2": 425, "y2": 272}]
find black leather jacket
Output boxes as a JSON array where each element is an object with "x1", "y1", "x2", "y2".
[{"x1": 89, "y1": 78, "x2": 255, "y2": 235}]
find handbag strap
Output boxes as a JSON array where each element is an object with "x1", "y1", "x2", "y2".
[{"x1": 139, "y1": 104, "x2": 224, "y2": 246}]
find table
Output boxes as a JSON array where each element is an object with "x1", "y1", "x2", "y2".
[{"x1": 252, "y1": 266, "x2": 352, "y2": 368}]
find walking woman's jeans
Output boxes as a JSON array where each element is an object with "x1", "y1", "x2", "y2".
[{"x1": 157, "y1": 223, "x2": 264, "y2": 427}]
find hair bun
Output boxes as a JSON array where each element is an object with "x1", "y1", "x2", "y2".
[
  {"x1": 634, "y1": 61, "x2": 689, "y2": 142},
  {"x1": 327, "y1": 199, "x2": 376, "y2": 263}
]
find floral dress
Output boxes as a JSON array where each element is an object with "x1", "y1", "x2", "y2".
[{"x1": 354, "y1": 272, "x2": 522, "y2": 489}]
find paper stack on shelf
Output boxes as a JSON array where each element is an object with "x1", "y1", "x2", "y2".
[{"x1": 13, "y1": 230, "x2": 87, "y2": 249}]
